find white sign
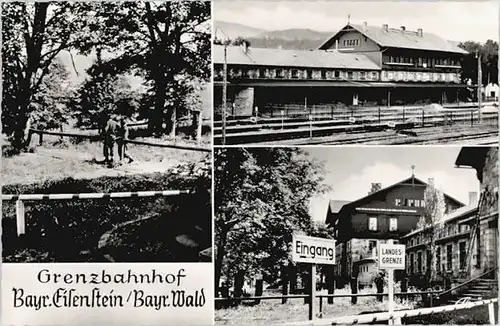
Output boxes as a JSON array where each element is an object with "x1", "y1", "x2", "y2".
[
  {"x1": 292, "y1": 234, "x2": 336, "y2": 265},
  {"x1": 378, "y1": 243, "x2": 406, "y2": 269}
]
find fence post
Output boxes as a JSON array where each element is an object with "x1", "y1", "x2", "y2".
[
  {"x1": 327, "y1": 271, "x2": 335, "y2": 304},
  {"x1": 402, "y1": 108, "x2": 405, "y2": 122},
  {"x1": 309, "y1": 264, "x2": 317, "y2": 320},
  {"x1": 319, "y1": 296, "x2": 323, "y2": 318},
  {"x1": 401, "y1": 277, "x2": 408, "y2": 301},
  {"x1": 378, "y1": 107, "x2": 381, "y2": 123},
  {"x1": 16, "y1": 200, "x2": 26, "y2": 236},
  {"x1": 254, "y1": 279, "x2": 263, "y2": 305},
  {"x1": 350, "y1": 277, "x2": 358, "y2": 305},
  {"x1": 422, "y1": 109, "x2": 425, "y2": 127},
  {"x1": 38, "y1": 132, "x2": 43, "y2": 145},
  {"x1": 488, "y1": 302, "x2": 495, "y2": 325},
  {"x1": 471, "y1": 110, "x2": 474, "y2": 126},
  {"x1": 281, "y1": 266, "x2": 289, "y2": 304}
]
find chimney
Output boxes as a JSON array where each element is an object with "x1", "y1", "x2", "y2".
[
  {"x1": 335, "y1": 39, "x2": 339, "y2": 50},
  {"x1": 363, "y1": 21, "x2": 368, "y2": 30},
  {"x1": 382, "y1": 24, "x2": 388, "y2": 32},
  {"x1": 428, "y1": 178, "x2": 435, "y2": 187},
  {"x1": 417, "y1": 28, "x2": 423, "y2": 37},
  {"x1": 400, "y1": 26, "x2": 406, "y2": 32},
  {"x1": 469, "y1": 191, "x2": 478, "y2": 205},
  {"x1": 369, "y1": 183, "x2": 382, "y2": 194},
  {"x1": 241, "y1": 41, "x2": 249, "y2": 53}
]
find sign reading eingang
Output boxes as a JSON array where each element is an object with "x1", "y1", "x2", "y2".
[{"x1": 292, "y1": 234, "x2": 336, "y2": 265}]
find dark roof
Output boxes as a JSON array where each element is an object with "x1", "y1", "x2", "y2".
[
  {"x1": 213, "y1": 45, "x2": 381, "y2": 70},
  {"x1": 318, "y1": 23, "x2": 468, "y2": 54},
  {"x1": 329, "y1": 200, "x2": 351, "y2": 214},
  {"x1": 455, "y1": 147, "x2": 491, "y2": 169},
  {"x1": 325, "y1": 175, "x2": 465, "y2": 225}
]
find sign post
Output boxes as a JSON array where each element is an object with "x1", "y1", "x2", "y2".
[
  {"x1": 292, "y1": 234, "x2": 336, "y2": 321},
  {"x1": 378, "y1": 240, "x2": 406, "y2": 326}
]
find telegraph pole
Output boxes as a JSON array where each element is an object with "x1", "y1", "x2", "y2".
[
  {"x1": 477, "y1": 51, "x2": 482, "y2": 123},
  {"x1": 222, "y1": 43, "x2": 228, "y2": 145}
]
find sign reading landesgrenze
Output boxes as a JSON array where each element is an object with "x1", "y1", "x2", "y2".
[
  {"x1": 378, "y1": 243, "x2": 406, "y2": 269},
  {"x1": 292, "y1": 234, "x2": 335, "y2": 265}
]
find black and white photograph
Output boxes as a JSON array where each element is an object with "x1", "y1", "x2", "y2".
[
  {"x1": 213, "y1": 1, "x2": 498, "y2": 145},
  {"x1": 214, "y1": 146, "x2": 499, "y2": 325},
  {"x1": 2, "y1": 1, "x2": 212, "y2": 263}
]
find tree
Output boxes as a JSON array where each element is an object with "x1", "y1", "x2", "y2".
[
  {"x1": 459, "y1": 40, "x2": 499, "y2": 87},
  {"x1": 29, "y1": 57, "x2": 72, "y2": 131},
  {"x1": 79, "y1": 2, "x2": 211, "y2": 137},
  {"x1": 214, "y1": 148, "x2": 328, "y2": 296},
  {"x1": 2, "y1": 2, "x2": 99, "y2": 151},
  {"x1": 418, "y1": 184, "x2": 446, "y2": 282}
]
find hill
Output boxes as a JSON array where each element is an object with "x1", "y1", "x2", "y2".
[
  {"x1": 215, "y1": 21, "x2": 266, "y2": 40},
  {"x1": 215, "y1": 20, "x2": 331, "y2": 50}
]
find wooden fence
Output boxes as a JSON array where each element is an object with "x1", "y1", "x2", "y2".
[{"x1": 27, "y1": 128, "x2": 210, "y2": 153}]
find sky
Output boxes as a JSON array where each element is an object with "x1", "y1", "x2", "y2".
[
  {"x1": 214, "y1": 1, "x2": 498, "y2": 43},
  {"x1": 305, "y1": 146, "x2": 480, "y2": 222}
]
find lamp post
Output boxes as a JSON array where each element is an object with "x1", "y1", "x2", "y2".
[
  {"x1": 222, "y1": 42, "x2": 227, "y2": 145},
  {"x1": 476, "y1": 51, "x2": 482, "y2": 123}
]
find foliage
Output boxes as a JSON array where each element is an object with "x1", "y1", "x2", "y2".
[
  {"x1": 418, "y1": 184, "x2": 446, "y2": 281},
  {"x1": 1, "y1": 2, "x2": 100, "y2": 149},
  {"x1": 458, "y1": 40, "x2": 499, "y2": 86},
  {"x1": 214, "y1": 148, "x2": 329, "y2": 293},
  {"x1": 28, "y1": 57, "x2": 72, "y2": 130},
  {"x1": 77, "y1": 2, "x2": 211, "y2": 136},
  {"x1": 70, "y1": 65, "x2": 142, "y2": 129}
]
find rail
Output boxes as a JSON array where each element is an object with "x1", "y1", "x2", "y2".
[
  {"x1": 214, "y1": 290, "x2": 440, "y2": 302},
  {"x1": 2, "y1": 190, "x2": 191, "y2": 236},
  {"x1": 436, "y1": 267, "x2": 497, "y2": 299},
  {"x1": 272, "y1": 298, "x2": 498, "y2": 326},
  {"x1": 27, "y1": 128, "x2": 210, "y2": 153}
]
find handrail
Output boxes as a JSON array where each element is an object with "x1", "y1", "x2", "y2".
[{"x1": 437, "y1": 267, "x2": 498, "y2": 298}]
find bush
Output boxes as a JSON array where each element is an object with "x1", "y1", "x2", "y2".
[{"x1": 2, "y1": 164, "x2": 211, "y2": 262}]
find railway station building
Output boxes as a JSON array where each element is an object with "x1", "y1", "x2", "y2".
[
  {"x1": 325, "y1": 175, "x2": 464, "y2": 285},
  {"x1": 214, "y1": 22, "x2": 470, "y2": 118}
]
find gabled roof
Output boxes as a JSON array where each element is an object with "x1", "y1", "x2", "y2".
[
  {"x1": 402, "y1": 203, "x2": 478, "y2": 238},
  {"x1": 318, "y1": 23, "x2": 468, "y2": 55},
  {"x1": 329, "y1": 200, "x2": 351, "y2": 214},
  {"x1": 213, "y1": 45, "x2": 381, "y2": 70},
  {"x1": 325, "y1": 175, "x2": 465, "y2": 225}
]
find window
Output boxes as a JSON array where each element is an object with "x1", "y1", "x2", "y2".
[
  {"x1": 446, "y1": 244, "x2": 453, "y2": 270},
  {"x1": 420, "y1": 200, "x2": 426, "y2": 207},
  {"x1": 414, "y1": 200, "x2": 420, "y2": 208},
  {"x1": 395, "y1": 198, "x2": 402, "y2": 206},
  {"x1": 343, "y1": 40, "x2": 347, "y2": 46},
  {"x1": 334, "y1": 70, "x2": 340, "y2": 78},
  {"x1": 408, "y1": 199, "x2": 415, "y2": 207},
  {"x1": 418, "y1": 57, "x2": 423, "y2": 66},
  {"x1": 389, "y1": 218, "x2": 398, "y2": 231},
  {"x1": 436, "y1": 247, "x2": 441, "y2": 271},
  {"x1": 348, "y1": 71, "x2": 353, "y2": 79},
  {"x1": 404, "y1": 198, "x2": 409, "y2": 206},
  {"x1": 417, "y1": 251, "x2": 422, "y2": 273},
  {"x1": 369, "y1": 240, "x2": 377, "y2": 251},
  {"x1": 410, "y1": 253, "x2": 415, "y2": 273},
  {"x1": 459, "y1": 241, "x2": 466, "y2": 269},
  {"x1": 368, "y1": 217, "x2": 378, "y2": 231}
]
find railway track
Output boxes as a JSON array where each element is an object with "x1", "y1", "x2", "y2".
[{"x1": 251, "y1": 125, "x2": 498, "y2": 146}]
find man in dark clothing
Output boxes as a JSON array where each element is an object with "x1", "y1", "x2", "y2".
[{"x1": 102, "y1": 115, "x2": 133, "y2": 166}]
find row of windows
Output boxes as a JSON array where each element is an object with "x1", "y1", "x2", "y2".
[
  {"x1": 368, "y1": 217, "x2": 398, "y2": 232},
  {"x1": 406, "y1": 224, "x2": 471, "y2": 246},
  {"x1": 394, "y1": 198, "x2": 426, "y2": 208},
  {"x1": 217, "y1": 68, "x2": 380, "y2": 81},
  {"x1": 407, "y1": 241, "x2": 468, "y2": 273},
  {"x1": 387, "y1": 56, "x2": 460, "y2": 68},
  {"x1": 343, "y1": 39, "x2": 360, "y2": 46}
]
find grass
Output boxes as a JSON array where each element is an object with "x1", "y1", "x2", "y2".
[
  {"x1": 2, "y1": 133, "x2": 210, "y2": 186},
  {"x1": 215, "y1": 286, "x2": 418, "y2": 325}
]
